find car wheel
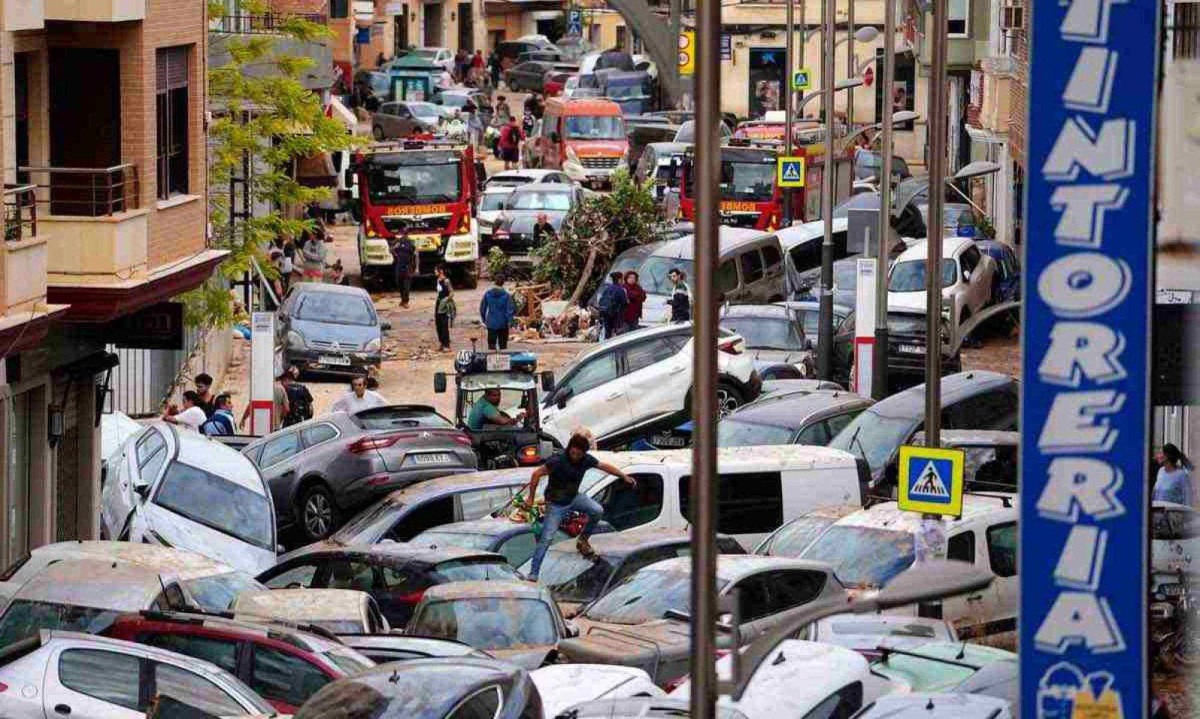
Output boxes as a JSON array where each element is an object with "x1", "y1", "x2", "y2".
[
  {"x1": 372, "y1": 125, "x2": 385, "y2": 141},
  {"x1": 298, "y1": 484, "x2": 339, "y2": 542},
  {"x1": 715, "y1": 381, "x2": 744, "y2": 416}
]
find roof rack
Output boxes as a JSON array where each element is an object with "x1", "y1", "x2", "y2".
[
  {"x1": 875, "y1": 644, "x2": 987, "y2": 671},
  {"x1": 962, "y1": 491, "x2": 1015, "y2": 508}
]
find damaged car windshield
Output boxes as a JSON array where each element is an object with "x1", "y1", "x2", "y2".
[
  {"x1": 800, "y1": 525, "x2": 915, "y2": 587},
  {"x1": 529, "y1": 550, "x2": 618, "y2": 602},
  {"x1": 584, "y1": 567, "x2": 727, "y2": 625},
  {"x1": 411, "y1": 597, "x2": 559, "y2": 650},
  {"x1": 0, "y1": 601, "x2": 121, "y2": 647},
  {"x1": 154, "y1": 463, "x2": 274, "y2": 550}
]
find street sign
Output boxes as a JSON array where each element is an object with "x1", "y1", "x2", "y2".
[
  {"x1": 250, "y1": 312, "x2": 276, "y2": 436},
  {"x1": 777, "y1": 156, "x2": 806, "y2": 188},
  {"x1": 897, "y1": 445, "x2": 965, "y2": 518},
  {"x1": 567, "y1": 9, "x2": 583, "y2": 37},
  {"x1": 678, "y1": 31, "x2": 695, "y2": 76},
  {"x1": 853, "y1": 258, "x2": 877, "y2": 397},
  {"x1": 791, "y1": 68, "x2": 812, "y2": 91},
  {"x1": 1020, "y1": 0, "x2": 1159, "y2": 711}
]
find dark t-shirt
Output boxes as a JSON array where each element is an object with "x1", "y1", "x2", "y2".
[{"x1": 544, "y1": 452, "x2": 600, "y2": 505}]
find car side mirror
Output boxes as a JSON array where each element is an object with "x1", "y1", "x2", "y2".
[
  {"x1": 434, "y1": 372, "x2": 448, "y2": 394},
  {"x1": 963, "y1": 269, "x2": 971, "y2": 281},
  {"x1": 541, "y1": 371, "x2": 555, "y2": 393}
]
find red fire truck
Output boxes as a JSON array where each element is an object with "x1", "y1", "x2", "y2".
[
  {"x1": 679, "y1": 142, "x2": 853, "y2": 230},
  {"x1": 349, "y1": 140, "x2": 480, "y2": 287}
]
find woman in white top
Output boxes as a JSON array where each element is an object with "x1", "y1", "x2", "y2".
[{"x1": 162, "y1": 391, "x2": 207, "y2": 432}]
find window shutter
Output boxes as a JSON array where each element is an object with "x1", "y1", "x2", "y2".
[{"x1": 156, "y1": 46, "x2": 189, "y2": 92}]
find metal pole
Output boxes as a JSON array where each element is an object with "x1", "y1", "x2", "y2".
[
  {"x1": 925, "y1": 0, "x2": 948, "y2": 445},
  {"x1": 816, "y1": 0, "x2": 837, "y2": 378},
  {"x1": 689, "y1": 0, "x2": 720, "y2": 711},
  {"x1": 783, "y1": 0, "x2": 795, "y2": 224},
  {"x1": 872, "y1": 0, "x2": 895, "y2": 400},
  {"x1": 846, "y1": 0, "x2": 854, "y2": 126}
]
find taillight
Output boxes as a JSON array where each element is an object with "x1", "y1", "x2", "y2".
[
  {"x1": 348, "y1": 435, "x2": 403, "y2": 453},
  {"x1": 451, "y1": 433, "x2": 473, "y2": 447},
  {"x1": 718, "y1": 338, "x2": 744, "y2": 355},
  {"x1": 395, "y1": 589, "x2": 425, "y2": 605},
  {"x1": 517, "y1": 445, "x2": 541, "y2": 465},
  {"x1": 365, "y1": 474, "x2": 392, "y2": 487},
  {"x1": 0, "y1": 681, "x2": 9, "y2": 693}
]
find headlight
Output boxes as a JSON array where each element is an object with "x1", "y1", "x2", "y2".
[
  {"x1": 287, "y1": 330, "x2": 306, "y2": 349},
  {"x1": 365, "y1": 338, "x2": 382, "y2": 353}
]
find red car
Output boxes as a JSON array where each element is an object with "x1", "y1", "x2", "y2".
[
  {"x1": 544, "y1": 70, "x2": 574, "y2": 97},
  {"x1": 104, "y1": 610, "x2": 374, "y2": 713}
]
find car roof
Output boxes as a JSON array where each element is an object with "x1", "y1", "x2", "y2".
[
  {"x1": 42, "y1": 630, "x2": 238, "y2": 679},
  {"x1": 420, "y1": 580, "x2": 550, "y2": 602},
  {"x1": 233, "y1": 589, "x2": 368, "y2": 621},
  {"x1": 378, "y1": 467, "x2": 535, "y2": 504},
  {"x1": 646, "y1": 141, "x2": 692, "y2": 156},
  {"x1": 567, "y1": 698, "x2": 749, "y2": 719},
  {"x1": 547, "y1": 527, "x2": 697, "y2": 556},
  {"x1": 284, "y1": 540, "x2": 504, "y2": 565},
  {"x1": 641, "y1": 555, "x2": 835, "y2": 583},
  {"x1": 546, "y1": 97, "x2": 624, "y2": 114},
  {"x1": 721, "y1": 303, "x2": 794, "y2": 320},
  {"x1": 860, "y1": 694, "x2": 1011, "y2": 718},
  {"x1": 651, "y1": 226, "x2": 773, "y2": 261},
  {"x1": 110, "y1": 610, "x2": 342, "y2": 653},
  {"x1": 834, "y1": 494, "x2": 1018, "y2": 533},
  {"x1": 781, "y1": 299, "x2": 854, "y2": 316},
  {"x1": 913, "y1": 430, "x2": 1019, "y2": 447},
  {"x1": 489, "y1": 169, "x2": 562, "y2": 182},
  {"x1": 303, "y1": 658, "x2": 525, "y2": 716},
  {"x1": 567, "y1": 322, "x2": 693, "y2": 364},
  {"x1": 287, "y1": 281, "x2": 372, "y2": 298},
  {"x1": 164, "y1": 424, "x2": 268, "y2": 495},
  {"x1": 708, "y1": 640, "x2": 867, "y2": 714},
  {"x1": 774, "y1": 217, "x2": 850, "y2": 249},
  {"x1": 895, "y1": 237, "x2": 976, "y2": 263},
  {"x1": 591, "y1": 444, "x2": 861, "y2": 473},
  {"x1": 26, "y1": 541, "x2": 238, "y2": 575},
  {"x1": 725, "y1": 391, "x2": 873, "y2": 429},
  {"x1": 869, "y1": 371, "x2": 1016, "y2": 415},
  {"x1": 510, "y1": 182, "x2": 576, "y2": 194},
  {"x1": 13, "y1": 560, "x2": 174, "y2": 610},
  {"x1": 415, "y1": 518, "x2": 527, "y2": 539}
]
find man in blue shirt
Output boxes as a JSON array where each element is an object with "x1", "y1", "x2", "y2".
[{"x1": 466, "y1": 388, "x2": 524, "y2": 432}]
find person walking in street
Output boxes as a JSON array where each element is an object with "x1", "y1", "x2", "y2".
[
  {"x1": 597, "y1": 271, "x2": 628, "y2": 340},
  {"x1": 390, "y1": 232, "x2": 417, "y2": 307},
  {"x1": 331, "y1": 375, "x2": 388, "y2": 414},
  {"x1": 300, "y1": 228, "x2": 327, "y2": 283},
  {"x1": 282, "y1": 365, "x2": 314, "y2": 428},
  {"x1": 666, "y1": 268, "x2": 692, "y2": 323},
  {"x1": 435, "y1": 265, "x2": 456, "y2": 351},
  {"x1": 470, "y1": 49, "x2": 485, "y2": 85},
  {"x1": 498, "y1": 116, "x2": 523, "y2": 170},
  {"x1": 193, "y1": 373, "x2": 217, "y2": 418},
  {"x1": 495, "y1": 95, "x2": 512, "y2": 125},
  {"x1": 162, "y1": 391, "x2": 208, "y2": 432},
  {"x1": 622, "y1": 270, "x2": 646, "y2": 334},
  {"x1": 488, "y1": 52, "x2": 502, "y2": 89},
  {"x1": 1154, "y1": 443, "x2": 1195, "y2": 507},
  {"x1": 532, "y1": 213, "x2": 557, "y2": 245},
  {"x1": 525, "y1": 432, "x2": 637, "y2": 580},
  {"x1": 201, "y1": 394, "x2": 237, "y2": 437},
  {"x1": 480, "y1": 276, "x2": 517, "y2": 350}
]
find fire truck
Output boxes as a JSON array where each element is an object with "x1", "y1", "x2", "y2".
[
  {"x1": 348, "y1": 140, "x2": 480, "y2": 288},
  {"x1": 679, "y1": 141, "x2": 853, "y2": 231}
]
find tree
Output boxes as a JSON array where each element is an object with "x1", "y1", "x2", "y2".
[
  {"x1": 186, "y1": 0, "x2": 359, "y2": 326},
  {"x1": 531, "y1": 168, "x2": 659, "y2": 303}
]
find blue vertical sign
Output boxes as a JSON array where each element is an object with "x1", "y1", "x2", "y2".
[{"x1": 1021, "y1": 0, "x2": 1159, "y2": 715}]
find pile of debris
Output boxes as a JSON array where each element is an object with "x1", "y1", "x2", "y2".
[{"x1": 511, "y1": 283, "x2": 597, "y2": 341}]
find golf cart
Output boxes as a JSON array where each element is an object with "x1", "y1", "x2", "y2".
[{"x1": 435, "y1": 348, "x2": 559, "y2": 470}]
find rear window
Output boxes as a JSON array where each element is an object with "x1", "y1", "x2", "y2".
[
  {"x1": 0, "y1": 600, "x2": 122, "y2": 647},
  {"x1": 432, "y1": 558, "x2": 520, "y2": 583},
  {"x1": 352, "y1": 407, "x2": 453, "y2": 431}
]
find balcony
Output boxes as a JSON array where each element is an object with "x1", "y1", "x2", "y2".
[
  {"x1": 978, "y1": 57, "x2": 1015, "y2": 135},
  {"x1": 45, "y1": 0, "x2": 144, "y2": 22},
  {"x1": 211, "y1": 12, "x2": 326, "y2": 34},
  {"x1": 19, "y1": 165, "x2": 149, "y2": 287},
  {"x1": 3, "y1": 0, "x2": 45, "y2": 31},
  {"x1": 3, "y1": 184, "x2": 49, "y2": 315}
]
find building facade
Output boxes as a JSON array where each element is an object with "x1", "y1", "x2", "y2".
[{"x1": 0, "y1": 0, "x2": 226, "y2": 566}]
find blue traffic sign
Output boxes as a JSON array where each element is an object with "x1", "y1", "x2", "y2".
[
  {"x1": 1020, "y1": 0, "x2": 1159, "y2": 714},
  {"x1": 567, "y1": 9, "x2": 583, "y2": 37},
  {"x1": 776, "y1": 156, "x2": 806, "y2": 188},
  {"x1": 897, "y1": 446, "x2": 964, "y2": 517}
]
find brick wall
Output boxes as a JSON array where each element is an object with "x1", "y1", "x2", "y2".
[{"x1": 1008, "y1": 5, "x2": 1028, "y2": 168}]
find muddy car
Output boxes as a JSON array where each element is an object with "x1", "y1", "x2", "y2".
[
  {"x1": 412, "y1": 518, "x2": 571, "y2": 567},
  {"x1": 557, "y1": 555, "x2": 844, "y2": 687},
  {"x1": 337, "y1": 634, "x2": 490, "y2": 664},
  {"x1": 232, "y1": 588, "x2": 390, "y2": 635},
  {"x1": 518, "y1": 528, "x2": 745, "y2": 617},
  {"x1": 405, "y1": 581, "x2": 572, "y2": 669},
  {"x1": 752, "y1": 505, "x2": 862, "y2": 556},
  {"x1": 797, "y1": 615, "x2": 959, "y2": 661},
  {"x1": 533, "y1": 665, "x2": 664, "y2": 718},
  {"x1": 294, "y1": 657, "x2": 542, "y2": 719},
  {"x1": 257, "y1": 543, "x2": 520, "y2": 627}
]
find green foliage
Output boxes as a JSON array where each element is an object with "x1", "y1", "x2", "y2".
[
  {"x1": 185, "y1": 0, "x2": 360, "y2": 327},
  {"x1": 486, "y1": 246, "x2": 511, "y2": 281},
  {"x1": 976, "y1": 213, "x2": 997, "y2": 240},
  {"x1": 531, "y1": 168, "x2": 658, "y2": 301}
]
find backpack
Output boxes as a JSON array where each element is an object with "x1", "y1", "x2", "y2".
[{"x1": 285, "y1": 384, "x2": 313, "y2": 426}]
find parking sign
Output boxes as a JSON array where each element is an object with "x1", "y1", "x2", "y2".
[
  {"x1": 1020, "y1": 0, "x2": 1159, "y2": 712},
  {"x1": 897, "y1": 445, "x2": 964, "y2": 518}
]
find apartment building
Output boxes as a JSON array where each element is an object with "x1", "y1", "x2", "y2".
[{"x1": 0, "y1": 0, "x2": 226, "y2": 566}]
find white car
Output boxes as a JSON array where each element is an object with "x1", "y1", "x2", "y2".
[
  {"x1": 0, "y1": 631, "x2": 274, "y2": 719},
  {"x1": 478, "y1": 169, "x2": 576, "y2": 245},
  {"x1": 533, "y1": 665, "x2": 664, "y2": 718},
  {"x1": 100, "y1": 424, "x2": 278, "y2": 575},
  {"x1": 887, "y1": 237, "x2": 996, "y2": 330},
  {"x1": 0, "y1": 541, "x2": 265, "y2": 611},
  {"x1": 232, "y1": 588, "x2": 391, "y2": 635},
  {"x1": 540, "y1": 323, "x2": 762, "y2": 447},
  {"x1": 407, "y1": 46, "x2": 455, "y2": 72},
  {"x1": 854, "y1": 693, "x2": 1013, "y2": 718},
  {"x1": 799, "y1": 494, "x2": 1018, "y2": 645}
]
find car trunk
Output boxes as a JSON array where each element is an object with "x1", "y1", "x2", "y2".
[
  {"x1": 557, "y1": 620, "x2": 692, "y2": 685},
  {"x1": 373, "y1": 428, "x2": 473, "y2": 473}
]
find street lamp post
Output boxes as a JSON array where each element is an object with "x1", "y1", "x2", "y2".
[
  {"x1": 926, "y1": 0, "x2": 949, "y2": 446},
  {"x1": 817, "y1": 0, "x2": 837, "y2": 379},
  {"x1": 873, "y1": 0, "x2": 898, "y2": 400},
  {"x1": 784, "y1": 0, "x2": 796, "y2": 224},
  {"x1": 847, "y1": 0, "x2": 855, "y2": 126}
]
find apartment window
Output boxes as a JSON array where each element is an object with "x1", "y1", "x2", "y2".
[
  {"x1": 331, "y1": 0, "x2": 349, "y2": 18},
  {"x1": 156, "y1": 46, "x2": 190, "y2": 200},
  {"x1": 949, "y1": 0, "x2": 970, "y2": 36}
]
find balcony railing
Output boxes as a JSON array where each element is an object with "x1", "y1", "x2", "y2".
[
  {"x1": 211, "y1": 13, "x2": 326, "y2": 34},
  {"x1": 3, "y1": 184, "x2": 38, "y2": 243},
  {"x1": 19, "y1": 165, "x2": 139, "y2": 218}
]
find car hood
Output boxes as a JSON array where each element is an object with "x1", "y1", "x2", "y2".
[
  {"x1": 499, "y1": 211, "x2": 567, "y2": 233},
  {"x1": 489, "y1": 646, "x2": 558, "y2": 670},
  {"x1": 558, "y1": 618, "x2": 695, "y2": 681},
  {"x1": 143, "y1": 503, "x2": 276, "y2": 575},
  {"x1": 750, "y1": 350, "x2": 812, "y2": 366},
  {"x1": 290, "y1": 318, "x2": 380, "y2": 348},
  {"x1": 567, "y1": 139, "x2": 627, "y2": 156}
]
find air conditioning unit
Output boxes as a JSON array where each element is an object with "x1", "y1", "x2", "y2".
[{"x1": 1001, "y1": 5, "x2": 1025, "y2": 30}]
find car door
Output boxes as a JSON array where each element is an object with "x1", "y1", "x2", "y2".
[
  {"x1": 621, "y1": 335, "x2": 690, "y2": 429},
  {"x1": 45, "y1": 646, "x2": 144, "y2": 718},
  {"x1": 983, "y1": 521, "x2": 1018, "y2": 639},
  {"x1": 376, "y1": 103, "x2": 396, "y2": 136},
  {"x1": 249, "y1": 644, "x2": 334, "y2": 712},
  {"x1": 939, "y1": 528, "x2": 983, "y2": 635},
  {"x1": 150, "y1": 659, "x2": 251, "y2": 716},
  {"x1": 543, "y1": 351, "x2": 630, "y2": 443},
  {"x1": 394, "y1": 103, "x2": 417, "y2": 134},
  {"x1": 104, "y1": 429, "x2": 169, "y2": 540},
  {"x1": 587, "y1": 471, "x2": 667, "y2": 531},
  {"x1": 958, "y1": 245, "x2": 989, "y2": 315},
  {"x1": 255, "y1": 430, "x2": 306, "y2": 521}
]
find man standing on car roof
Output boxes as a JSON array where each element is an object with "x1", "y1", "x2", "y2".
[{"x1": 525, "y1": 432, "x2": 637, "y2": 580}]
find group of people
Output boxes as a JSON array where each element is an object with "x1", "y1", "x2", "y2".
[
  {"x1": 267, "y1": 213, "x2": 347, "y2": 307},
  {"x1": 162, "y1": 365, "x2": 318, "y2": 438},
  {"x1": 595, "y1": 268, "x2": 692, "y2": 340}
]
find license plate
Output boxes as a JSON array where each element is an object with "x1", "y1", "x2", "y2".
[
  {"x1": 651, "y1": 433, "x2": 688, "y2": 448},
  {"x1": 413, "y1": 234, "x2": 440, "y2": 251},
  {"x1": 486, "y1": 354, "x2": 512, "y2": 371},
  {"x1": 898, "y1": 344, "x2": 926, "y2": 355},
  {"x1": 319, "y1": 355, "x2": 351, "y2": 366},
  {"x1": 410, "y1": 453, "x2": 455, "y2": 466}
]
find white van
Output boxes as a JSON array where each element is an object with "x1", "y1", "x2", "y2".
[{"x1": 525, "y1": 446, "x2": 867, "y2": 549}]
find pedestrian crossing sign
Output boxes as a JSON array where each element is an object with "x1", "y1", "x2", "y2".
[
  {"x1": 777, "y1": 156, "x2": 806, "y2": 188},
  {"x1": 898, "y1": 445, "x2": 965, "y2": 517},
  {"x1": 792, "y1": 68, "x2": 812, "y2": 91}
]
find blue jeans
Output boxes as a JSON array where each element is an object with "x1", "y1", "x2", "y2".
[{"x1": 529, "y1": 493, "x2": 604, "y2": 579}]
